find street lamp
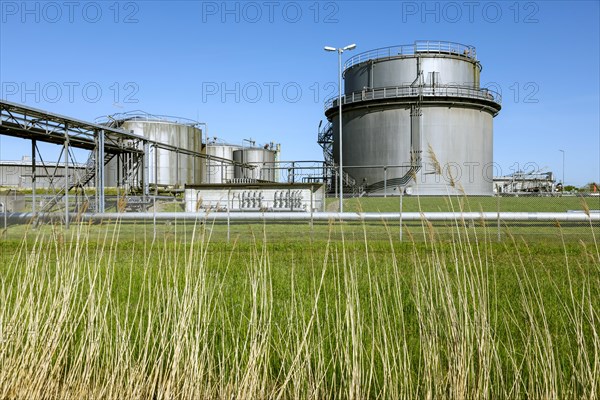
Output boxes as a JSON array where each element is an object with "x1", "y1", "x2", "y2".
[
  {"x1": 324, "y1": 43, "x2": 356, "y2": 213},
  {"x1": 559, "y1": 149, "x2": 565, "y2": 192}
]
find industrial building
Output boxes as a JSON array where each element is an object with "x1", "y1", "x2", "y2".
[
  {"x1": 184, "y1": 183, "x2": 325, "y2": 213},
  {"x1": 319, "y1": 40, "x2": 502, "y2": 195},
  {"x1": 493, "y1": 171, "x2": 556, "y2": 194},
  {"x1": 0, "y1": 157, "x2": 88, "y2": 189}
]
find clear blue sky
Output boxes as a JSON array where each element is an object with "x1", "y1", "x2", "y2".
[{"x1": 1, "y1": 0, "x2": 598, "y2": 186}]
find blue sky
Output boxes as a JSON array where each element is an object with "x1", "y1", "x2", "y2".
[{"x1": 1, "y1": 0, "x2": 598, "y2": 186}]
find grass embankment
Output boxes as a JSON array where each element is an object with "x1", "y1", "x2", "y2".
[{"x1": 1, "y1": 219, "x2": 599, "y2": 399}]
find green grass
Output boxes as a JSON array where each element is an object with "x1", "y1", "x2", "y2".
[
  {"x1": 3, "y1": 214, "x2": 597, "y2": 244},
  {"x1": 1, "y1": 218, "x2": 599, "y2": 398},
  {"x1": 334, "y1": 195, "x2": 599, "y2": 213}
]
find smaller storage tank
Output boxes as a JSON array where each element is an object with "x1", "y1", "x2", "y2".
[
  {"x1": 233, "y1": 147, "x2": 277, "y2": 182},
  {"x1": 202, "y1": 142, "x2": 240, "y2": 184}
]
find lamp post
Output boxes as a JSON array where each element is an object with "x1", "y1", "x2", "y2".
[
  {"x1": 559, "y1": 149, "x2": 565, "y2": 192},
  {"x1": 324, "y1": 43, "x2": 356, "y2": 213}
]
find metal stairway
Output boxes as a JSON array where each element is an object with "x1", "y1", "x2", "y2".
[
  {"x1": 41, "y1": 151, "x2": 115, "y2": 212},
  {"x1": 317, "y1": 121, "x2": 357, "y2": 191},
  {"x1": 317, "y1": 121, "x2": 334, "y2": 167}
]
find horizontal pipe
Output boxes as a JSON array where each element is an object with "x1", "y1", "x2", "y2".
[{"x1": 2, "y1": 211, "x2": 599, "y2": 225}]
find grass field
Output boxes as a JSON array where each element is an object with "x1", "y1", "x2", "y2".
[
  {"x1": 2, "y1": 220, "x2": 598, "y2": 245},
  {"x1": 1, "y1": 215, "x2": 599, "y2": 398},
  {"x1": 332, "y1": 194, "x2": 599, "y2": 213}
]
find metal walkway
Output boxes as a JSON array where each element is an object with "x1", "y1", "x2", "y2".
[
  {"x1": 0, "y1": 99, "x2": 144, "y2": 152},
  {"x1": 0, "y1": 99, "x2": 149, "y2": 218}
]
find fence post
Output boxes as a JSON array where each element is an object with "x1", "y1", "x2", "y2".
[
  {"x1": 497, "y1": 193, "x2": 501, "y2": 242},
  {"x1": 1, "y1": 202, "x2": 6, "y2": 238},
  {"x1": 310, "y1": 187, "x2": 314, "y2": 232},
  {"x1": 227, "y1": 188, "x2": 231, "y2": 243},
  {"x1": 399, "y1": 186, "x2": 404, "y2": 242},
  {"x1": 153, "y1": 196, "x2": 157, "y2": 243}
]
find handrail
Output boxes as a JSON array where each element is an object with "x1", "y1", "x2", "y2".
[
  {"x1": 324, "y1": 85, "x2": 501, "y2": 111},
  {"x1": 95, "y1": 111, "x2": 202, "y2": 128},
  {"x1": 344, "y1": 40, "x2": 477, "y2": 70}
]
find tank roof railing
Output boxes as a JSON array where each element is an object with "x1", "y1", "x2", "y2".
[
  {"x1": 344, "y1": 41, "x2": 477, "y2": 70},
  {"x1": 95, "y1": 110, "x2": 203, "y2": 128},
  {"x1": 206, "y1": 137, "x2": 239, "y2": 146},
  {"x1": 324, "y1": 84, "x2": 501, "y2": 112}
]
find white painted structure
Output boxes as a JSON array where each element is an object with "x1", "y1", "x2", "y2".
[{"x1": 184, "y1": 183, "x2": 325, "y2": 212}]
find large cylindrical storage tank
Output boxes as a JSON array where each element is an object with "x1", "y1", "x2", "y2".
[
  {"x1": 202, "y1": 144, "x2": 239, "y2": 184},
  {"x1": 233, "y1": 148, "x2": 277, "y2": 182},
  {"x1": 325, "y1": 41, "x2": 501, "y2": 195},
  {"x1": 105, "y1": 117, "x2": 203, "y2": 187}
]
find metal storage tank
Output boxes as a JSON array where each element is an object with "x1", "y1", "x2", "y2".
[
  {"x1": 104, "y1": 114, "x2": 203, "y2": 187},
  {"x1": 322, "y1": 40, "x2": 501, "y2": 195},
  {"x1": 233, "y1": 148, "x2": 277, "y2": 182},
  {"x1": 202, "y1": 142, "x2": 240, "y2": 184}
]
